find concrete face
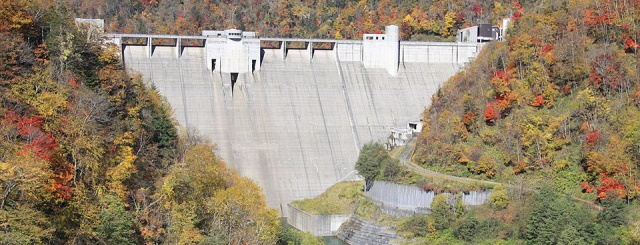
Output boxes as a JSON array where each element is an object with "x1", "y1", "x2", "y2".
[
  {"x1": 204, "y1": 30, "x2": 260, "y2": 73},
  {"x1": 287, "y1": 204, "x2": 350, "y2": 236},
  {"x1": 501, "y1": 18, "x2": 512, "y2": 41},
  {"x1": 117, "y1": 29, "x2": 483, "y2": 214},
  {"x1": 457, "y1": 26, "x2": 478, "y2": 43},
  {"x1": 336, "y1": 43, "x2": 362, "y2": 61},
  {"x1": 401, "y1": 42, "x2": 480, "y2": 64},
  {"x1": 362, "y1": 25, "x2": 399, "y2": 76},
  {"x1": 365, "y1": 181, "x2": 493, "y2": 215},
  {"x1": 75, "y1": 18, "x2": 104, "y2": 35}
]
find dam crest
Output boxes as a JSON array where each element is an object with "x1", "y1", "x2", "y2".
[{"x1": 104, "y1": 26, "x2": 484, "y2": 214}]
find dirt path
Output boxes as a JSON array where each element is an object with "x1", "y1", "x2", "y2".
[
  {"x1": 399, "y1": 137, "x2": 504, "y2": 187},
  {"x1": 398, "y1": 136, "x2": 602, "y2": 210}
]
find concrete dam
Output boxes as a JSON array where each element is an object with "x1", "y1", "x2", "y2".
[{"x1": 105, "y1": 26, "x2": 483, "y2": 213}]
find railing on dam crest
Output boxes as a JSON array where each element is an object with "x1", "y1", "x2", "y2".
[{"x1": 102, "y1": 25, "x2": 484, "y2": 76}]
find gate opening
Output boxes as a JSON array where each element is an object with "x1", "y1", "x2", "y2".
[{"x1": 231, "y1": 72, "x2": 239, "y2": 96}]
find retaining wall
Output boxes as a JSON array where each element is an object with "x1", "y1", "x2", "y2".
[
  {"x1": 365, "y1": 181, "x2": 492, "y2": 215},
  {"x1": 287, "y1": 204, "x2": 351, "y2": 236}
]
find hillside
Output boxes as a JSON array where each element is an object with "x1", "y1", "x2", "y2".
[
  {"x1": 66, "y1": 0, "x2": 510, "y2": 40},
  {"x1": 415, "y1": 0, "x2": 639, "y2": 200},
  {"x1": 409, "y1": 0, "x2": 640, "y2": 242},
  {"x1": 0, "y1": 1, "x2": 279, "y2": 244}
]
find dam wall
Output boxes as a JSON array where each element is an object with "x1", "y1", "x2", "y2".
[{"x1": 108, "y1": 27, "x2": 484, "y2": 215}]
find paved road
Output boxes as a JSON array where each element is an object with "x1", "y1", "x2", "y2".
[{"x1": 398, "y1": 136, "x2": 602, "y2": 210}]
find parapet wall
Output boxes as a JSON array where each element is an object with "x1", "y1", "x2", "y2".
[
  {"x1": 104, "y1": 25, "x2": 483, "y2": 76},
  {"x1": 401, "y1": 42, "x2": 480, "y2": 64}
]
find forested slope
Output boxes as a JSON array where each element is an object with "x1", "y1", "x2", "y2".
[
  {"x1": 65, "y1": 0, "x2": 513, "y2": 40},
  {"x1": 412, "y1": 0, "x2": 639, "y2": 225},
  {"x1": 394, "y1": 1, "x2": 640, "y2": 243},
  {"x1": 0, "y1": 1, "x2": 278, "y2": 244}
]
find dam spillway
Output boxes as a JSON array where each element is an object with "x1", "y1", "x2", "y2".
[{"x1": 108, "y1": 26, "x2": 483, "y2": 213}]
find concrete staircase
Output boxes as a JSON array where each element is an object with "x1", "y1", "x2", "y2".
[{"x1": 336, "y1": 217, "x2": 399, "y2": 245}]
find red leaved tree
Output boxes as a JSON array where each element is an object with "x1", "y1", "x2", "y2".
[
  {"x1": 585, "y1": 130, "x2": 602, "y2": 147},
  {"x1": 6, "y1": 110, "x2": 73, "y2": 199},
  {"x1": 530, "y1": 95, "x2": 544, "y2": 107},
  {"x1": 624, "y1": 36, "x2": 638, "y2": 53},
  {"x1": 589, "y1": 54, "x2": 623, "y2": 94},
  {"x1": 485, "y1": 102, "x2": 499, "y2": 124},
  {"x1": 597, "y1": 174, "x2": 626, "y2": 200},
  {"x1": 469, "y1": 4, "x2": 483, "y2": 17},
  {"x1": 511, "y1": 1, "x2": 524, "y2": 21}
]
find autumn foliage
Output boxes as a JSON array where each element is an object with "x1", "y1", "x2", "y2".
[
  {"x1": 0, "y1": 3, "x2": 279, "y2": 244},
  {"x1": 624, "y1": 36, "x2": 638, "y2": 52},
  {"x1": 597, "y1": 174, "x2": 627, "y2": 200},
  {"x1": 484, "y1": 103, "x2": 499, "y2": 123},
  {"x1": 530, "y1": 95, "x2": 544, "y2": 107},
  {"x1": 7, "y1": 113, "x2": 58, "y2": 159},
  {"x1": 589, "y1": 54, "x2": 624, "y2": 92},
  {"x1": 585, "y1": 130, "x2": 602, "y2": 147},
  {"x1": 413, "y1": 0, "x2": 640, "y2": 208},
  {"x1": 511, "y1": 1, "x2": 524, "y2": 21},
  {"x1": 462, "y1": 112, "x2": 476, "y2": 131}
]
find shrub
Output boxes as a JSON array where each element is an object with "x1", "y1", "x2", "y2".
[
  {"x1": 489, "y1": 184, "x2": 509, "y2": 209},
  {"x1": 355, "y1": 142, "x2": 387, "y2": 187},
  {"x1": 431, "y1": 195, "x2": 454, "y2": 230},
  {"x1": 453, "y1": 216, "x2": 479, "y2": 241}
]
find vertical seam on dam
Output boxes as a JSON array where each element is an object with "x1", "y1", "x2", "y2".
[
  {"x1": 255, "y1": 71, "x2": 283, "y2": 205},
  {"x1": 178, "y1": 55, "x2": 190, "y2": 127},
  {"x1": 291, "y1": 103, "x2": 316, "y2": 193},
  {"x1": 336, "y1": 56, "x2": 360, "y2": 153},
  {"x1": 362, "y1": 65, "x2": 382, "y2": 137},
  {"x1": 310, "y1": 64, "x2": 341, "y2": 181}
]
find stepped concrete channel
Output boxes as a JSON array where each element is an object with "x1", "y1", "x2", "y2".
[
  {"x1": 336, "y1": 216, "x2": 400, "y2": 245},
  {"x1": 108, "y1": 27, "x2": 484, "y2": 215}
]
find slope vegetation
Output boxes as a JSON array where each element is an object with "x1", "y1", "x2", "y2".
[
  {"x1": 414, "y1": 0, "x2": 639, "y2": 202},
  {"x1": 68, "y1": 0, "x2": 510, "y2": 40},
  {"x1": 398, "y1": 0, "x2": 640, "y2": 243},
  {"x1": 0, "y1": 1, "x2": 278, "y2": 244}
]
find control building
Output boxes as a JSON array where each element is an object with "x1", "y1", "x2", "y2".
[
  {"x1": 457, "y1": 24, "x2": 500, "y2": 43},
  {"x1": 362, "y1": 25, "x2": 400, "y2": 76},
  {"x1": 204, "y1": 29, "x2": 261, "y2": 73}
]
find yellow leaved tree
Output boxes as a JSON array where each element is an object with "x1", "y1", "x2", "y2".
[
  {"x1": 160, "y1": 144, "x2": 279, "y2": 244},
  {"x1": 107, "y1": 132, "x2": 137, "y2": 200}
]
